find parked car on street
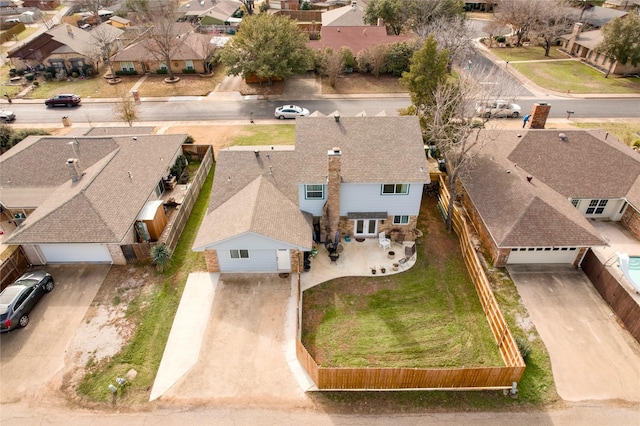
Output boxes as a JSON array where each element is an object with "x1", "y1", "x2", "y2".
[
  {"x1": 45, "y1": 94, "x2": 81, "y2": 108},
  {"x1": 274, "y1": 105, "x2": 310, "y2": 119},
  {"x1": 475, "y1": 100, "x2": 521, "y2": 118},
  {"x1": 0, "y1": 109, "x2": 16, "y2": 122},
  {"x1": 0, "y1": 271, "x2": 54, "y2": 333}
]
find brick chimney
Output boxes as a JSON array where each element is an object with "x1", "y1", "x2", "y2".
[
  {"x1": 326, "y1": 147, "x2": 342, "y2": 241},
  {"x1": 529, "y1": 102, "x2": 551, "y2": 129},
  {"x1": 566, "y1": 22, "x2": 583, "y2": 54}
]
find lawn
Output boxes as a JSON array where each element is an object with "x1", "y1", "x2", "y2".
[
  {"x1": 574, "y1": 121, "x2": 640, "y2": 147},
  {"x1": 511, "y1": 60, "x2": 640, "y2": 94},
  {"x1": 489, "y1": 46, "x2": 568, "y2": 61},
  {"x1": 302, "y1": 197, "x2": 504, "y2": 369}
]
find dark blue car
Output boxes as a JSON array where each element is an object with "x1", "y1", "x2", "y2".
[{"x1": 0, "y1": 271, "x2": 54, "y2": 333}]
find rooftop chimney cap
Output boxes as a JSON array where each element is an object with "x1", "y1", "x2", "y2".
[{"x1": 334, "y1": 112, "x2": 340, "y2": 122}]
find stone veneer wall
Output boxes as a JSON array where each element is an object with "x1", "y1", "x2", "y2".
[
  {"x1": 621, "y1": 206, "x2": 640, "y2": 240},
  {"x1": 204, "y1": 249, "x2": 220, "y2": 272},
  {"x1": 335, "y1": 216, "x2": 418, "y2": 242},
  {"x1": 290, "y1": 249, "x2": 301, "y2": 273}
]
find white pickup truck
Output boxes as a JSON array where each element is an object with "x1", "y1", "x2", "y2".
[{"x1": 475, "y1": 100, "x2": 522, "y2": 118}]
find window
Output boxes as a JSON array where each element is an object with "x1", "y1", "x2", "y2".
[
  {"x1": 160, "y1": 62, "x2": 168, "y2": 71},
  {"x1": 381, "y1": 184, "x2": 409, "y2": 195},
  {"x1": 121, "y1": 61, "x2": 135, "y2": 72},
  {"x1": 230, "y1": 249, "x2": 249, "y2": 259},
  {"x1": 393, "y1": 215, "x2": 409, "y2": 224},
  {"x1": 571, "y1": 199, "x2": 579, "y2": 208},
  {"x1": 155, "y1": 180, "x2": 164, "y2": 197},
  {"x1": 305, "y1": 184, "x2": 324, "y2": 200},
  {"x1": 185, "y1": 60, "x2": 194, "y2": 70},
  {"x1": 586, "y1": 199, "x2": 608, "y2": 215}
]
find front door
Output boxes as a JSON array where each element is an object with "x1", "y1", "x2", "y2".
[{"x1": 353, "y1": 219, "x2": 377, "y2": 237}]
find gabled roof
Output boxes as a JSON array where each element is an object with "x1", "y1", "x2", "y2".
[
  {"x1": 46, "y1": 22, "x2": 123, "y2": 56},
  {"x1": 322, "y1": 3, "x2": 365, "y2": 26},
  {"x1": 193, "y1": 176, "x2": 313, "y2": 250},
  {"x1": 567, "y1": 5, "x2": 627, "y2": 27},
  {"x1": 111, "y1": 31, "x2": 213, "y2": 62},
  {"x1": 560, "y1": 28, "x2": 603, "y2": 50},
  {"x1": 201, "y1": 0, "x2": 242, "y2": 21},
  {"x1": 461, "y1": 129, "x2": 640, "y2": 248},
  {"x1": 308, "y1": 26, "x2": 413, "y2": 54},
  {"x1": 195, "y1": 116, "x2": 428, "y2": 250},
  {"x1": 179, "y1": 0, "x2": 217, "y2": 16},
  {"x1": 2, "y1": 135, "x2": 187, "y2": 244}
]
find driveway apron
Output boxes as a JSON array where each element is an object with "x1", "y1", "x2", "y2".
[{"x1": 508, "y1": 265, "x2": 640, "y2": 402}]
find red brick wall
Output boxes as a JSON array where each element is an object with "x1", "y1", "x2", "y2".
[
  {"x1": 204, "y1": 249, "x2": 220, "y2": 272},
  {"x1": 621, "y1": 206, "x2": 640, "y2": 240}
]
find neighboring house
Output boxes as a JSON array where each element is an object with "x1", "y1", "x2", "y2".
[
  {"x1": 307, "y1": 25, "x2": 413, "y2": 55},
  {"x1": 321, "y1": 1, "x2": 365, "y2": 27},
  {"x1": 199, "y1": 0, "x2": 243, "y2": 25},
  {"x1": 459, "y1": 128, "x2": 640, "y2": 267},
  {"x1": 193, "y1": 116, "x2": 430, "y2": 273},
  {"x1": 7, "y1": 22, "x2": 123, "y2": 72},
  {"x1": 561, "y1": 22, "x2": 640, "y2": 76},
  {"x1": 23, "y1": 0, "x2": 59, "y2": 9},
  {"x1": 0, "y1": 134, "x2": 195, "y2": 264},
  {"x1": 567, "y1": 5, "x2": 627, "y2": 28},
  {"x1": 110, "y1": 30, "x2": 215, "y2": 74},
  {"x1": 107, "y1": 16, "x2": 132, "y2": 29}
]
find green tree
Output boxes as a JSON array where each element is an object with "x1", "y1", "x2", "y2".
[
  {"x1": 399, "y1": 36, "x2": 449, "y2": 115},
  {"x1": 597, "y1": 13, "x2": 640, "y2": 78},
  {"x1": 220, "y1": 14, "x2": 311, "y2": 85},
  {"x1": 364, "y1": 0, "x2": 403, "y2": 35}
]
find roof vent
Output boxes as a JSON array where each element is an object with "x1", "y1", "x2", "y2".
[
  {"x1": 527, "y1": 175, "x2": 533, "y2": 183},
  {"x1": 559, "y1": 133, "x2": 568, "y2": 141}
]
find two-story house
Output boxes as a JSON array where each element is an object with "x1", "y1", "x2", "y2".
[{"x1": 192, "y1": 116, "x2": 430, "y2": 273}]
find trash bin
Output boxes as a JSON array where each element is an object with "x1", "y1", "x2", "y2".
[
  {"x1": 62, "y1": 116, "x2": 71, "y2": 127},
  {"x1": 438, "y1": 159, "x2": 446, "y2": 172},
  {"x1": 132, "y1": 90, "x2": 140, "y2": 102}
]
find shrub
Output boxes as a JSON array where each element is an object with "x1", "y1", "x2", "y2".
[
  {"x1": 32, "y1": 81, "x2": 39, "y2": 87},
  {"x1": 156, "y1": 68, "x2": 168, "y2": 74},
  {"x1": 16, "y1": 69, "x2": 25, "y2": 76},
  {"x1": 24, "y1": 73, "x2": 35, "y2": 81},
  {"x1": 71, "y1": 72, "x2": 79, "y2": 78},
  {"x1": 184, "y1": 135, "x2": 195, "y2": 144},
  {"x1": 495, "y1": 35, "x2": 506, "y2": 43},
  {"x1": 55, "y1": 69, "x2": 67, "y2": 81},
  {"x1": 115, "y1": 70, "x2": 137, "y2": 76},
  {"x1": 516, "y1": 336, "x2": 532, "y2": 363},
  {"x1": 150, "y1": 243, "x2": 171, "y2": 273},
  {"x1": 182, "y1": 68, "x2": 196, "y2": 74},
  {"x1": 259, "y1": 2, "x2": 269, "y2": 12},
  {"x1": 43, "y1": 72, "x2": 53, "y2": 81},
  {"x1": 170, "y1": 154, "x2": 187, "y2": 177}
]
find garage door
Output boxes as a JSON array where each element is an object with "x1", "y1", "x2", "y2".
[
  {"x1": 507, "y1": 247, "x2": 578, "y2": 264},
  {"x1": 39, "y1": 244, "x2": 113, "y2": 263}
]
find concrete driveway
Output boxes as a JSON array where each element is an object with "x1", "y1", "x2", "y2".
[
  {"x1": 508, "y1": 264, "x2": 640, "y2": 402},
  {"x1": 0, "y1": 264, "x2": 110, "y2": 403}
]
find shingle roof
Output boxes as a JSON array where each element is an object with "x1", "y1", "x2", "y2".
[
  {"x1": 111, "y1": 31, "x2": 212, "y2": 62},
  {"x1": 560, "y1": 29, "x2": 603, "y2": 50},
  {"x1": 195, "y1": 116, "x2": 428, "y2": 249},
  {"x1": 461, "y1": 129, "x2": 640, "y2": 248},
  {"x1": 322, "y1": 4, "x2": 365, "y2": 26},
  {"x1": 3, "y1": 135, "x2": 187, "y2": 244},
  {"x1": 308, "y1": 26, "x2": 413, "y2": 55},
  {"x1": 47, "y1": 22, "x2": 124, "y2": 56},
  {"x1": 193, "y1": 175, "x2": 313, "y2": 250}
]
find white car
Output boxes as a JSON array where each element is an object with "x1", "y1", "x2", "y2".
[
  {"x1": 274, "y1": 105, "x2": 310, "y2": 119},
  {"x1": 0, "y1": 109, "x2": 16, "y2": 123},
  {"x1": 475, "y1": 100, "x2": 521, "y2": 118}
]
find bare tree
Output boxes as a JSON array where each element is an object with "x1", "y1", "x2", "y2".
[
  {"x1": 402, "y1": 0, "x2": 465, "y2": 35},
  {"x1": 530, "y1": 0, "x2": 574, "y2": 57},
  {"x1": 419, "y1": 15, "x2": 475, "y2": 73},
  {"x1": 113, "y1": 95, "x2": 139, "y2": 126},
  {"x1": 358, "y1": 44, "x2": 388, "y2": 78},
  {"x1": 494, "y1": 0, "x2": 542, "y2": 47},
  {"x1": 320, "y1": 48, "x2": 345, "y2": 88},
  {"x1": 86, "y1": 24, "x2": 121, "y2": 80},
  {"x1": 137, "y1": 1, "x2": 189, "y2": 81}
]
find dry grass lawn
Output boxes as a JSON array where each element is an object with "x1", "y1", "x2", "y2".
[{"x1": 322, "y1": 73, "x2": 406, "y2": 94}]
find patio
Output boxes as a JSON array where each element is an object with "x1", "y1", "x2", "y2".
[
  {"x1": 590, "y1": 220, "x2": 640, "y2": 303},
  {"x1": 300, "y1": 238, "x2": 417, "y2": 291}
]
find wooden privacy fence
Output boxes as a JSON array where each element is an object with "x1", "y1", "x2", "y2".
[
  {"x1": 293, "y1": 180, "x2": 525, "y2": 390},
  {"x1": 581, "y1": 249, "x2": 640, "y2": 344},
  {"x1": 438, "y1": 176, "x2": 525, "y2": 371},
  {"x1": 0, "y1": 246, "x2": 30, "y2": 291}
]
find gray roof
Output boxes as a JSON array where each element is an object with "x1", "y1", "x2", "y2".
[
  {"x1": 567, "y1": 5, "x2": 627, "y2": 27},
  {"x1": 47, "y1": 22, "x2": 123, "y2": 56},
  {"x1": 322, "y1": 3, "x2": 366, "y2": 26},
  {"x1": 193, "y1": 176, "x2": 313, "y2": 250},
  {"x1": 561, "y1": 28, "x2": 603, "y2": 50},
  {"x1": 3, "y1": 134, "x2": 187, "y2": 244},
  {"x1": 461, "y1": 129, "x2": 640, "y2": 248},
  {"x1": 202, "y1": 0, "x2": 242, "y2": 21},
  {"x1": 195, "y1": 116, "x2": 429, "y2": 249}
]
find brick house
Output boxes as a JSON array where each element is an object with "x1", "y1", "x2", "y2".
[
  {"x1": 459, "y1": 127, "x2": 640, "y2": 267},
  {"x1": 193, "y1": 116, "x2": 430, "y2": 273}
]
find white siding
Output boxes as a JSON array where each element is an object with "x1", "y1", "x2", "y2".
[
  {"x1": 298, "y1": 184, "x2": 326, "y2": 216},
  {"x1": 218, "y1": 248, "x2": 277, "y2": 272},
  {"x1": 572, "y1": 198, "x2": 626, "y2": 220},
  {"x1": 341, "y1": 183, "x2": 423, "y2": 216},
  {"x1": 39, "y1": 244, "x2": 113, "y2": 263}
]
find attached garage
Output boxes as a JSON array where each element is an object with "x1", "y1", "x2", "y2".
[
  {"x1": 39, "y1": 244, "x2": 113, "y2": 263},
  {"x1": 507, "y1": 247, "x2": 578, "y2": 264}
]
